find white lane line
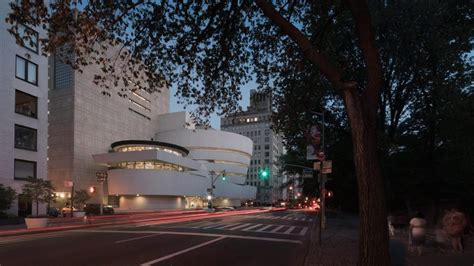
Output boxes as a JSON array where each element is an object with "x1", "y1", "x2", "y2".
[
  {"x1": 270, "y1": 225, "x2": 284, "y2": 233},
  {"x1": 228, "y1": 223, "x2": 252, "y2": 231},
  {"x1": 256, "y1": 225, "x2": 273, "y2": 232},
  {"x1": 299, "y1": 227, "x2": 308, "y2": 236},
  {"x1": 202, "y1": 224, "x2": 228, "y2": 229},
  {"x1": 115, "y1": 233, "x2": 160, "y2": 244},
  {"x1": 283, "y1": 226, "x2": 296, "y2": 235},
  {"x1": 242, "y1": 224, "x2": 262, "y2": 231},
  {"x1": 77, "y1": 229, "x2": 303, "y2": 244},
  {"x1": 288, "y1": 217, "x2": 294, "y2": 220},
  {"x1": 140, "y1": 236, "x2": 226, "y2": 266},
  {"x1": 215, "y1": 223, "x2": 240, "y2": 230}
]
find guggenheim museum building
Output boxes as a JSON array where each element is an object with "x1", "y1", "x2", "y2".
[{"x1": 93, "y1": 112, "x2": 257, "y2": 211}]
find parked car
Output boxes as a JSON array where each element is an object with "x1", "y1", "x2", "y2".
[
  {"x1": 61, "y1": 206, "x2": 78, "y2": 217},
  {"x1": 47, "y1": 207, "x2": 60, "y2": 217},
  {"x1": 84, "y1": 204, "x2": 114, "y2": 215}
]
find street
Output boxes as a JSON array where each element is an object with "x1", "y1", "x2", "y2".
[{"x1": 0, "y1": 210, "x2": 315, "y2": 266}]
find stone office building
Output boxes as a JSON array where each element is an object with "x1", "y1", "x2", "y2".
[{"x1": 221, "y1": 89, "x2": 284, "y2": 204}]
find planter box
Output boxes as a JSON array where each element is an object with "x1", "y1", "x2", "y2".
[
  {"x1": 25, "y1": 217, "x2": 48, "y2": 229},
  {"x1": 73, "y1": 211, "x2": 86, "y2": 218}
]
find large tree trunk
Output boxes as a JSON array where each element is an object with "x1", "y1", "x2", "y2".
[{"x1": 343, "y1": 88, "x2": 390, "y2": 265}]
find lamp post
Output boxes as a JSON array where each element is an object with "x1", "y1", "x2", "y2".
[{"x1": 208, "y1": 170, "x2": 226, "y2": 210}]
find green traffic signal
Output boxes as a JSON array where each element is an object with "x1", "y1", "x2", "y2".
[
  {"x1": 259, "y1": 168, "x2": 269, "y2": 179},
  {"x1": 222, "y1": 176, "x2": 226, "y2": 181}
]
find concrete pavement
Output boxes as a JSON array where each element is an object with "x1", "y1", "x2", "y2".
[{"x1": 0, "y1": 209, "x2": 315, "y2": 266}]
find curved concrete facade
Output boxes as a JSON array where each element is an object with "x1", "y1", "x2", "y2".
[{"x1": 93, "y1": 117, "x2": 256, "y2": 211}]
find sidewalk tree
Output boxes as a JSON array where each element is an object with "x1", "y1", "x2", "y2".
[
  {"x1": 21, "y1": 177, "x2": 55, "y2": 216},
  {"x1": 8, "y1": 1, "x2": 472, "y2": 264},
  {"x1": 73, "y1": 189, "x2": 91, "y2": 211},
  {"x1": 0, "y1": 184, "x2": 17, "y2": 215}
]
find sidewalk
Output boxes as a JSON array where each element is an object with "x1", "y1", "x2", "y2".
[{"x1": 304, "y1": 211, "x2": 474, "y2": 266}]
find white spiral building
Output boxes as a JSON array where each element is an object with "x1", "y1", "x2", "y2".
[{"x1": 93, "y1": 112, "x2": 256, "y2": 211}]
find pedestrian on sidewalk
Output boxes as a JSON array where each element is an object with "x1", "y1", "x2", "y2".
[
  {"x1": 409, "y1": 211, "x2": 427, "y2": 256},
  {"x1": 442, "y1": 208, "x2": 467, "y2": 253}
]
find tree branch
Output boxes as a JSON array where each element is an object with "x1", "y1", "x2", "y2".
[
  {"x1": 346, "y1": 0, "x2": 383, "y2": 117},
  {"x1": 255, "y1": 0, "x2": 347, "y2": 90}
]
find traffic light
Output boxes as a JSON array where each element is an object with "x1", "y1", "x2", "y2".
[
  {"x1": 89, "y1": 186, "x2": 96, "y2": 193},
  {"x1": 259, "y1": 167, "x2": 270, "y2": 179},
  {"x1": 221, "y1": 170, "x2": 226, "y2": 181}
]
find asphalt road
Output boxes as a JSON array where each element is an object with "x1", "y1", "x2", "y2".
[{"x1": 0, "y1": 209, "x2": 316, "y2": 266}]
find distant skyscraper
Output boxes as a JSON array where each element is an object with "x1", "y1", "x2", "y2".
[
  {"x1": 0, "y1": 2, "x2": 49, "y2": 216},
  {"x1": 221, "y1": 89, "x2": 284, "y2": 204}
]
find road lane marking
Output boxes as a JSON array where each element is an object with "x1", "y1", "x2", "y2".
[
  {"x1": 228, "y1": 223, "x2": 252, "y2": 230},
  {"x1": 202, "y1": 223, "x2": 228, "y2": 229},
  {"x1": 140, "y1": 236, "x2": 227, "y2": 266},
  {"x1": 256, "y1": 225, "x2": 272, "y2": 232},
  {"x1": 115, "y1": 233, "x2": 161, "y2": 244},
  {"x1": 214, "y1": 223, "x2": 240, "y2": 230},
  {"x1": 299, "y1": 227, "x2": 308, "y2": 236},
  {"x1": 284, "y1": 226, "x2": 296, "y2": 234},
  {"x1": 242, "y1": 224, "x2": 262, "y2": 231},
  {"x1": 77, "y1": 229, "x2": 303, "y2": 244},
  {"x1": 270, "y1": 225, "x2": 284, "y2": 233}
]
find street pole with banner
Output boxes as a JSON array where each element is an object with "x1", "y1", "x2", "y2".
[
  {"x1": 64, "y1": 181, "x2": 74, "y2": 217},
  {"x1": 96, "y1": 172, "x2": 108, "y2": 215}
]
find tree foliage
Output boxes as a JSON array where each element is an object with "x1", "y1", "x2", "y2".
[
  {"x1": 21, "y1": 177, "x2": 55, "y2": 216},
  {"x1": 73, "y1": 189, "x2": 91, "y2": 210},
  {"x1": 0, "y1": 184, "x2": 17, "y2": 213}
]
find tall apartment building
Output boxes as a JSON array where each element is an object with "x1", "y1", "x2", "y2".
[
  {"x1": 48, "y1": 47, "x2": 170, "y2": 202},
  {"x1": 0, "y1": 3, "x2": 49, "y2": 216},
  {"x1": 221, "y1": 89, "x2": 284, "y2": 204}
]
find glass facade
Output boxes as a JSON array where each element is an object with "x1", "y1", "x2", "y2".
[
  {"x1": 15, "y1": 124, "x2": 37, "y2": 151},
  {"x1": 15, "y1": 56, "x2": 38, "y2": 85},
  {"x1": 18, "y1": 24, "x2": 38, "y2": 53},
  {"x1": 14, "y1": 159, "x2": 36, "y2": 180},
  {"x1": 15, "y1": 90, "x2": 37, "y2": 118},
  {"x1": 115, "y1": 145, "x2": 184, "y2": 157},
  {"x1": 116, "y1": 161, "x2": 184, "y2": 171}
]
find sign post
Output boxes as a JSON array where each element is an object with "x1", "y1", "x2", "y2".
[
  {"x1": 64, "y1": 181, "x2": 74, "y2": 217},
  {"x1": 96, "y1": 172, "x2": 108, "y2": 215}
]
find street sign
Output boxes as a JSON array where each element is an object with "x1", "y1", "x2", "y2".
[
  {"x1": 64, "y1": 181, "x2": 73, "y2": 187},
  {"x1": 322, "y1": 160, "x2": 332, "y2": 174},
  {"x1": 313, "y1": 162, "x2": 321, "y2": 171},
  {"x1": 306, "y1": 125, "x2": 321, "y2": 160},
  {"x1": 302, "y1": 169, "x2": 313, "y2": 178},
  {"x1": 207, "y1": 188, "x2": 212, "y2": 192}
]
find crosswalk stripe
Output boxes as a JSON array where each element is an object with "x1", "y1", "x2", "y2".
[
  {"x1": 228, "y1": 223, "x2": 252, "y2": 230},
  {"x1": 242, "y1": 224, "x2": 263, "y2": 231},
  {"x1": 213, "y1": 223, "x2": 239, "y2": 230},
  {"x1": 270, "y1": 225, "x2": 284, "y2": 233},
  {"x1": 257, "y1": 224, "x2": 273, "y2": 232},
  {"x1": 299, "y1": 227, "x2": 308, "y2": 235},
  {"x1": 284, "y1": 226, "x2": 296, "y2": 234},
  {"x1": 202, "y1": 223, "x2": 228, "y2": 229}
]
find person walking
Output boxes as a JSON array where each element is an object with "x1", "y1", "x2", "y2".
[
  {"x1": 409, "y1": 212, "x2": 427, "y2": 256},
  {"x1": 442, "y1": 208, "x2": 468, "y2": 253}
]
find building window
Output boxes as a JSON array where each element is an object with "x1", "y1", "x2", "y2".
[
  {"x1": 14, "y1": 159, "x2": 36, "y2": 180},
  {"x1": 265, "y1": 137, "x2": 270, "y2": 142},
  {"x1": 15, "y1": 124, "x2": 37, "y2": 151},
  {"x1": 16, "y1": 56, "x2": 38, "y2": 85},
  {"x1": 18, "y1": 24, "x2": 39, "y2": 53},
  {"x1": 265, "y1": 159, "x2": 270, "y2": 164},
  {"x1": 15, "y1": 90, "x2": 37, "y2": 118},
  {"x1": 264, "y1": 144, "x2": 269, "y2": 150}
]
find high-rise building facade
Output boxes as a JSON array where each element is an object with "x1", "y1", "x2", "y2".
[
  {"x1": 221, "y1": 89, "x2": 284, "y2": 204},
  {"x1": 0, "y1": 2, "x2": 49, "y2": 216},
  {"x1": 48, "y1": 47, "x2": 170, "y2": 202}
]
